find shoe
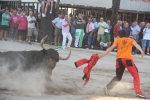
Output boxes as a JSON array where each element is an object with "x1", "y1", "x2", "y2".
[
  {"x1": 18, "y1": 40, "x2": 22, "y2": 43},
  {"x1": 91, "y1": 45, "x2": 94, "y2": 49},
  {"x1": 49, "y1": 10, "x2": 52, "y2": 14},
  {"x1": 4, "y1": 38, "x2": 7, "y2": 41},
  {"x1": 42, "y1": 13, "x2": 46, "y2": 17},
  {"x1": 35, "y1": 40, "x2": 38, "y2": 43},
  {"x1": 103, "y1": 86, "x2": 109, "y2": 96},
  {"x1": 0, "y1": 38, "x2": 2, "y2": 40},
  {"x1": 28, "y1": 41, "x2": 32, "y2": 45},
  {"x1": 114, "y1": 49, "x2": 117, "y2": 52},
  {"x1": 136, "y1": 94, "x2": 146, "y2": 99},
  {"x1": 147, "y1": 53, "x2": 150, "y2": 56}
]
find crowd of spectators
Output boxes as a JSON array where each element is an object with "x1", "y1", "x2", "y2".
[
  {"x1": 0, "y1": 5, "x2": 150, "y2": 55},
  {"x1": 0, "y1": 7, "x2": 41, "y2": 44},
  {"x1": 52, "y1": 12, "x2": 150, "y2": 55}
]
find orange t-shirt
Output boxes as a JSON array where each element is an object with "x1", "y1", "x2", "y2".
[{"x1": 114, "y1": 37, "x2": 135, "y2": 59}]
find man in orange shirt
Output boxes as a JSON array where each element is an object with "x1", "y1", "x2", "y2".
[{"x1": 98, "y1": 30, "x2": 146, "y2": 99}]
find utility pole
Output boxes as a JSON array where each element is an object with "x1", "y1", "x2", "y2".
[
  {"x1": 111, "y1": 0, "x2": 120, "y2": 26},
  {"x1": 56, "y1": 0, "x2": 60, "y2": 16}
]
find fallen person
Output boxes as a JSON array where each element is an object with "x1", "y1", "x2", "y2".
[{"x1": 98, "y1": 30, "x2": 146, "y2": 99}]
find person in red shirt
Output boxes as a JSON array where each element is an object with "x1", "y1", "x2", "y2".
[{"x1": 113, "y1": 20, "x2": 120, "y2": 40}]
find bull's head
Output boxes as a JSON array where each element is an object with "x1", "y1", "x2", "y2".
[{"x1": 41, "y1": 35, "x2": 71, "y2": 63}]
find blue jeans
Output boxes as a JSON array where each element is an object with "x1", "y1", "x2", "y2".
[
  {"x1": 84, "y1": 33, "x2": 93, "y2": 48},
  {"x1": 133, "y1": 35, "x2": 139, "y2": 53},
  {"x1": 143, "y1": 40, "x2": 150, "y2": 48},
  {"x1": 91, "y1": 35, "x2": 96, "y2": 46}
]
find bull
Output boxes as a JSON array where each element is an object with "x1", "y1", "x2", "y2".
[{"x1": 0, "y1": 35, "x2": 71, "y2": 82}]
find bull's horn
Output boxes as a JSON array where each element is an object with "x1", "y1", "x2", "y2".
[
  {"x1": 59, "y1": 51, "x2": 71, "y2": 60},
  {"x1": 41, "y1": 35, "x2": 48, "y2": 50}
]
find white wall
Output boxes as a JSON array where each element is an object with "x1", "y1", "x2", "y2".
[
  {"x1": 120, "y1": 0, "x2": 150, "y2": 12},
  {"x1": 60, "y1": 0, "x2": 112, "y2": 8},
  {"x1": 21, "y1": 0, "x2": 38, "y2": 2}
]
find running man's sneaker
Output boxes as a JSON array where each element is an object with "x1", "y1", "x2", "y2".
[
  {"x1": 136, "y1": 94, "x2": 146, "y2": 99},
  {"x1": 103, "y1": 86, "x2": 109, "y2": 96},
  {"x1": 49, "y1": 10, "x2": 52, "y2": 14},
  {"x1": 42, "y1": 13, "x2": 46, "y2": 17},
  {"x1": 0, "y1": 38, "x2": 2, "y2": 40}
]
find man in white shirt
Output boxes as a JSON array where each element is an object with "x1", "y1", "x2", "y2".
[
  {"x1": 61, "y1": 14, "x2": 72, "y2": 50},
  {"x1": 27, "y1": 11, "x2": 38, "y2": 44},
  {"x1": 143, "y1": 23, "x2": 150, "y2": 55}
]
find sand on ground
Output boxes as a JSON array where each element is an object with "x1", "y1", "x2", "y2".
[{"x1": 0, "y1": 41, "x2": 149, "y2": 100}]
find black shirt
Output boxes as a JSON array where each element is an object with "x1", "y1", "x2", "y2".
[{"x1": 139, "y1": 27, "x2": 145, "y2": 39}]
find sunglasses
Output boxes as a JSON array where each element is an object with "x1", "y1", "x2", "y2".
[{"x1": 88, "y1": 20, "x2": 92, "y2": 21}]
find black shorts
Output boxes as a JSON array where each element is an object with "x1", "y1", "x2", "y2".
[
  {"x1": 18, "y1": 30, "x2": 27, "y2": 35},
  {"x1": 1, "y1": 25, "x2": 9, "y2": 31}
]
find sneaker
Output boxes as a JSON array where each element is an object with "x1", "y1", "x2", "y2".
[
  {"x1": 28, "y1": 41, "x2": 32, "y2": 45},
  {"x1": 114, "y1": 49, "x2": 117, "y2": 52},
  {"x1": 147, "y1": 53, "x2": 150, "y2": 56},
  {"x1": 35, "y1": 40, "x2": 38, "y2": 43},
  {"x1": 0, "y1": 38, "x2": 2, "y2": 40},
  {"x1": 42, "y1": 13, "x2": 46, "y2": 17},
  {"x1": 4, "y1": 38, "x2": 7, "y2": 41},
  {"x1": 103, "y1": 86, "x2": 109, "y2": 96},
  {"x1": 49, "y1": 10, "x2": 52, "y2": 14},
  {"x1": 136, "y1": 94, "x2": 146, "y2": 99},
  {"x1": 91, "y1": 45, "x2": 94, "y2": 49},
  {"x1": 18, "y1": 40, "x2": 22, "y2": 43}
]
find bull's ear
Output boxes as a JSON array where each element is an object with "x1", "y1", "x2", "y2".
[{"x1": 42, "y1": 49, "x2": 46, "y2": 54}]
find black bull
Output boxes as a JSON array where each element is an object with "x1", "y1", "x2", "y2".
[{"x1": 0, "y1": 35, "x2": 71, "y2": 81}]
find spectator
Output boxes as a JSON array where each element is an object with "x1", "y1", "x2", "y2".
[
  {"x1": 100, "y1": 29, "x2": 111, "y2": 50},
  {"x1": 10, "y1": 10, "x2": 20, "y2": 41},
  {"x1": 113, "y1": 20, "x2": 120, "y2": 40},
  {"x1": 143, "y1": 23, "x2": 150, "y2": 55},
  {"x1": 130, "y1": 21, "x2": 141, "y2": 54},
  {"x1": 17, "y1": 7, "x2": 23, "y2": 16},
  {"x1": 0, "y1": 9, "x2": 10, "y2": 41},
  {"x1": 139, "y1": 22, "x2": 146, "y2": 48},
  {"x1": 74, "y1": 13, "x2": 86, "y2": 48},
  {"x1": 107, "y1": 20, "x2": 111, "y2": 34},
  {"x1": 10, "y1": 8, "x2": 13, "y2": 16},
  {"x1": 97, "y1": 17, "x2": 107, "y2": 42},
  {"x1": 123, "y1": 22, "x2": 132, "y2": 37},
  {"x1": 120, "y1": 20, "x2": 123, "y2": 30},
  {"x1": 70, "y1": 15, "x2": 76, "y2": 45},
  {"x1": 61, "y1": 14, "x2": 72, "y2": 50},
  {"x1": 52, "y1": 12, "x2": 63, "y2": 46},
  {"x1": 0, "y1": 9, "x2": 5, "y2": 30},
  {"x1": 91, "y1": 17, "x2": 98, "y2": 48},
  {"x1": 17, "y1": 12, "x2": 27, "y2": 42},
  {"x1": 37, "y1": 12, "x2": 41, "y2": 32},
  {"x1": 85, "y1": 18, "x2": 94, "y2": 49},
  {"x1": 27, "y1": 11, "x2": 38, "y2": 44},
  {"x1": 42, "y1": 0, "x2": 54, "y2": 17},
  {"x1": 34, "y1": 9, "x2": 37, "y2": 18}
]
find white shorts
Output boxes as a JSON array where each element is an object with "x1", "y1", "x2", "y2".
[{"x1": 100, "y1": 42, "x2": 108, "y2": 47}]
